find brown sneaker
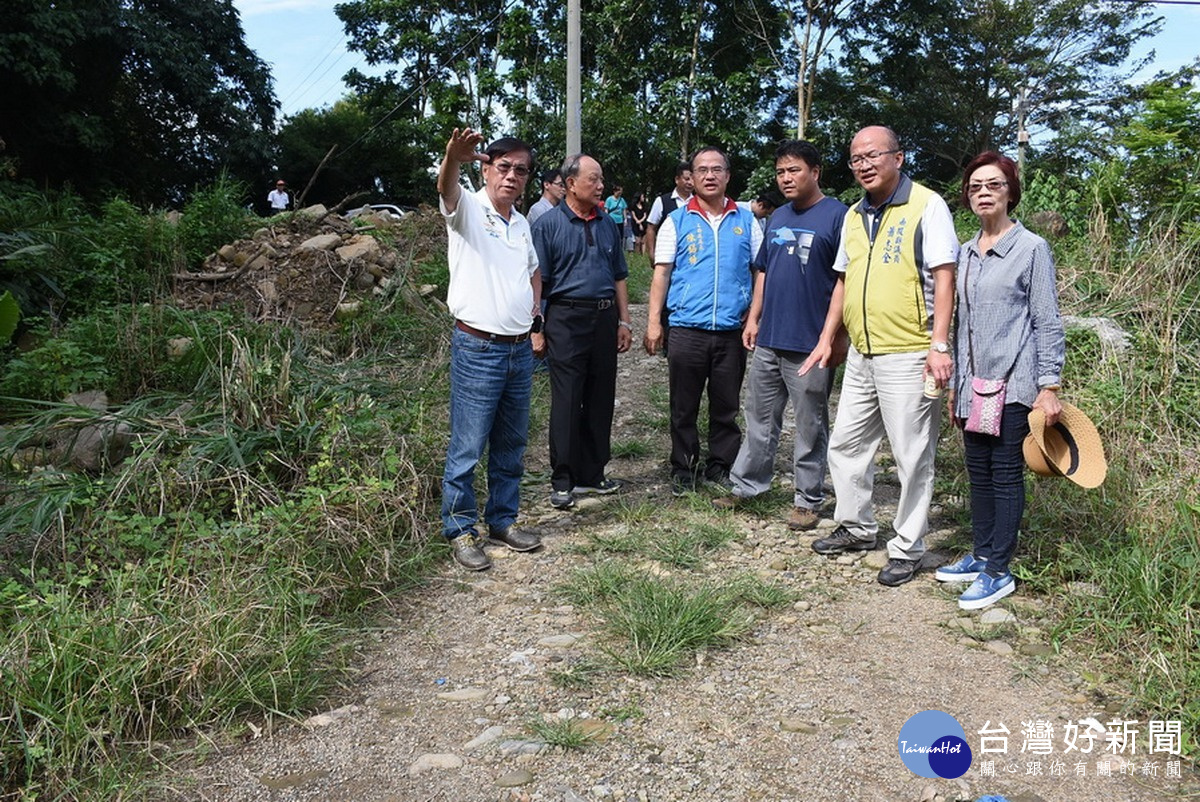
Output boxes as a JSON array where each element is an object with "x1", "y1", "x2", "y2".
[
  {"x1": 711, "y1": 495, "x2": 741, "y2": 511},
  {"x1": 787, "y1": 506, "x2": 820, "y2": 531}
]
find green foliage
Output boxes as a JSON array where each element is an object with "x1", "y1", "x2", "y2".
[
  {"x1": 0, "y1": 291, "x2": 18, "y2": 344},
  {"x1": 598, "y1": 574, "x2": 754, "y2": 676},
  {"x1": 0, "y1": 0, "x2": 276, "y2": 204},
  {"x1": 177, "y1": 173, "x2": 255, "y2": 268},
  {"x1": 833, "y1": 0, "x2": 1160, "y2": 184},
  {"x1": 0, "y1": 282, "x2": 451, "y2": 798},
  {"x1": 525, "y1": 715, "x2": 604, "y2": 749},
  {"x1": 1117, "y1": 78, "x2": 1200, "y2": 231},
  {"x1": 0, "y1": 332, "x2": 110, "y2": 402},
  {"x1": 1014, "y1": 201, "x2": 1200, "y2": 742}
]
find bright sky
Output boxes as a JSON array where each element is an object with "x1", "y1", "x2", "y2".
[{"x1": 235, "y1": 0, "x2": 1199, "y2": 119}]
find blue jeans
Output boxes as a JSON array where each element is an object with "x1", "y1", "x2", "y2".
[
  {"x1": 962, "y1": 402, "x2": 1031, "y2": 575},
  {"x1": 441, "y1": 328, "x2": 533, "y2": 539}
]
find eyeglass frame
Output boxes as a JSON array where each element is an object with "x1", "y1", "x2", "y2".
[
  {"x1": 490, "y1": 160, "x2": 532, "y2": 178},
  {"x1": 692, "y1": 166, "x2": 728, "y2": 177},
  {"x1": 966, "y1": 180, "x2": 1008, "y2": 195},
  {"x1": 847, "y1": 149, "x2": 901, "y2": 169}
]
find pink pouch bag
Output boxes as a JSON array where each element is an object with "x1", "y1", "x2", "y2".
[{"x1": 964, "y1": 377, "x2": 1007, "y2": 436}]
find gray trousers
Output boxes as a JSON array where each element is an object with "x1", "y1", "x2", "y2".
[
  {"x1": 827, "y1": 348, "x2": 940, "y2": 560},
  {"x1": 729, "y1": 345, "x2": 834, "y2": 509}
]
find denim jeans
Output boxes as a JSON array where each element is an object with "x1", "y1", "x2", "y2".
[
  {"x1": 441, "y1": 328, "x2": 533, "y2": 539},
  {"x1": 962, "y1": 402, "x2": 1031, "y2": 576}
]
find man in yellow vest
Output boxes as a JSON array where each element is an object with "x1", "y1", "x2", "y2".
[{"x1": 800, "y1": 125, "x2": 959, "y2": 587}]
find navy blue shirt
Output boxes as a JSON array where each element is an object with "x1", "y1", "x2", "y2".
[
  {"x1": 531, "y1": 202, "x2": 628, "y2": 300},
  {"x1": 754, "y1": 196, "x2": 848, "y2": 353}
]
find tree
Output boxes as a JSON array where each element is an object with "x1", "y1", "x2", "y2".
[
  {"x1": 0, "y1": 0, "x2": 276, "y2": 205},
  {"x1": 1115, "y1": 70, "x2": 1200, "y2": 228},
  {"x1": 836, "y1": 0, "x2": 1161, "y2": 185}
]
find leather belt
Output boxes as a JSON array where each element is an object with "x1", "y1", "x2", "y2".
[
  {"x1": 548, "y1": 297, "x2": 614, "y2": 310},
  {"x1": 455, "y1": 320, "x2": 530, "y2": 343}
]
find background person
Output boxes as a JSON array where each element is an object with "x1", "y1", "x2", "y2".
[
  {"x1": 630, "y1": 191, "x2": 650, "y2": 254},
  {"x1": 528, "y1": 168, "x2": 565, "y2": 224},
  {"x1": 935, "y1": 151, "x2": 1065, "y2": 610},
  {"x1": 267, "y1": 179, "x2": 290, "y2": 213}
]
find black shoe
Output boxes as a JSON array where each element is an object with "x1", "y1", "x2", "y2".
[
  {"x1": 549, "y1": 489, "x2": 576, "y2": 509},
  {"x1": 671, "y1": 474, "x2": 695, "y2": 497},
  {"x1": 572, "y1": 477, "x2": 622, "y2": 495},
  {"x1": 450, "y1": 533, "x2": 491, "y2": 571},
  {"x1": 487, "y1": 526, "x2": 543, "y2": 552},
  {"x1": 878, "y1": 558, "x2": 919, "y2": 587},
  {"x1": 811, "y1": 525, "x2": 877, "y2": 555},
  {"x1": 703, "y1": 467, "x2": 732, "y2": 489}
]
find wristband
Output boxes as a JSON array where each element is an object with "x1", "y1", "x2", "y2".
[{"x1": 618, "y1": 320, "x2": 633, "y2": 331}]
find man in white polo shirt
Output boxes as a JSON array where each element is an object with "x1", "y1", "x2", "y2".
[{"x1": 437, "y1": 127, "x2": 545, "y2": 570}]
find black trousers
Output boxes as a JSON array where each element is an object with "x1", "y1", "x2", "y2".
[
  {"x1": 544, "y1": 303, "x2": 618, "y2": 491},
  {"x1": 667, "y1": 327, "x2": 747, "y2": 479}
]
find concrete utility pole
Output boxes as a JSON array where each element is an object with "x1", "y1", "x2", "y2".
[
  {"x1": 566, "y1": 0, "x2": 581, "y2": 156},
  {"x1": 1015, "y1": 85, "x2": 1029, "y2": 180}
]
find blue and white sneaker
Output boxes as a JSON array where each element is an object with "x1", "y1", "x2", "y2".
[
  {"x1": 958, "y1": 572, "x2": 1015, "y2": 610},
  {"x1": 935, "y1": 554, "x2": 988, "y2": 583}
]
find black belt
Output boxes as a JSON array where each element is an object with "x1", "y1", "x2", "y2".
[
  {"x1": 455, "y1": 320, "x2": 530, "y2": 343},
  {"x1": 548, "y1": 297, "x2": 614, "y2": 310}
]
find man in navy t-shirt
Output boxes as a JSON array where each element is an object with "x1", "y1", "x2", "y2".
[{"x1": 713, "y1": 140, "x2": 848, "y2": 530}]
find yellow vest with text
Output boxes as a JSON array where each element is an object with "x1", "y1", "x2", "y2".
[{"x1": 842, "y1": 178, "x2": 939, "y2": 355}]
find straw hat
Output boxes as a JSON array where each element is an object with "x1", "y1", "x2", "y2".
[{"x1": 1023, "y1": 403, "x2": 1107, "y2": 488}]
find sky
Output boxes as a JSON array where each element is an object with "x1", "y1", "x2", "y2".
[{"x1": 235, "y1": 0, "x2": 1200, "y2": 119}]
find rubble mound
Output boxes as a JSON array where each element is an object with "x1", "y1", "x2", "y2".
[{"x1": 172, "y1": 204, "x2": 447, "y2": 327}]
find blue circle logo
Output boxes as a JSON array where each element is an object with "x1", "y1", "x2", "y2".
[{"x1": 898, "y1": 710, "x2": 973, "y2": 778}]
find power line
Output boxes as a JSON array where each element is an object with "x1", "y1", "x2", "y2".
[{"x1": 337, "y1": 0, "x2": 523, "y2": 157}]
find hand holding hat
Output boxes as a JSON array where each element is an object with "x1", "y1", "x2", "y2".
[{"x1": 1023, "y1": 402, "x2": 1107, "y2": 488}]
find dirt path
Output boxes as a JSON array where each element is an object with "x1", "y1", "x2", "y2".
[{"x1": 170, "y1": 304, "x2": 1184, "y2": 802}]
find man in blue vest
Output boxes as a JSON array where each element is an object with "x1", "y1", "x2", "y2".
[
  {"x1": 645, "y1": 146, "x2": 762, "y2": 495},
  {"x1": 801, "y1": 125, "x2": 959, "y2": 587}
]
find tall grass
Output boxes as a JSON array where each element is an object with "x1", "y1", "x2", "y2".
[
  {"x1": 1026, "y1": 208, "x2": 1200, "y2": 744},
  {"x1": 0, "y1": 281, "x2": 450, "y2": 796}
]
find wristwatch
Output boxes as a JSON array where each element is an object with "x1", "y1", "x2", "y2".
[
  {"x1": 618, "y1": 320, "x2": 633, "y2": 331},
  {"x1": 931, "y1": 341, "x2": 950, "y2": 354}
]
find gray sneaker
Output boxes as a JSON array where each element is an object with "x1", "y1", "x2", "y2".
[
  {"x1": 811, "y1": 525, "x2": 877, "y2": 555},
  {"x1": 487, "y1": 526, "x2": 543, "y2": 552},
  {"x1": 878, "y1": 558, "x2": 919, "y2": 587},
  {"x1": 549, "y1": 489, "x2": 576, "y2": 509},
  {"x1": 450, "y1": 533, "x2": 491, "y2": 571}
]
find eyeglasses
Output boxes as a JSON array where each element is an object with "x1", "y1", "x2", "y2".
[
  {"x1": 492, "y1": 161, "x2": 531, "y2": 178},
  {"x1": 692, "y1": 166, "x2": 727, "y2": 176},
  {"x1": 967, "y1": 180, "x2": 1008, "y2": 195},
  {"x1": 847, "y1": 149, "x2": 900, "y2": 169}
]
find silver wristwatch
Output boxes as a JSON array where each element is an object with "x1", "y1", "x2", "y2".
[{"x1": 931, "y1": 341, "x2": 950, "y2": 354}]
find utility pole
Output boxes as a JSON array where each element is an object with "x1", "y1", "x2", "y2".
[
  {"x1": 1015, "y1": 85, "x2": 1029, "y2": 180},
  {"x1": 566, "y1": 0, "x2": 581, "y2": 156}
]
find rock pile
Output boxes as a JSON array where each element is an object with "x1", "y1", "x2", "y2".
[{"x1": 173, "y1": 204, "x2": 446, "y2": 327}]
